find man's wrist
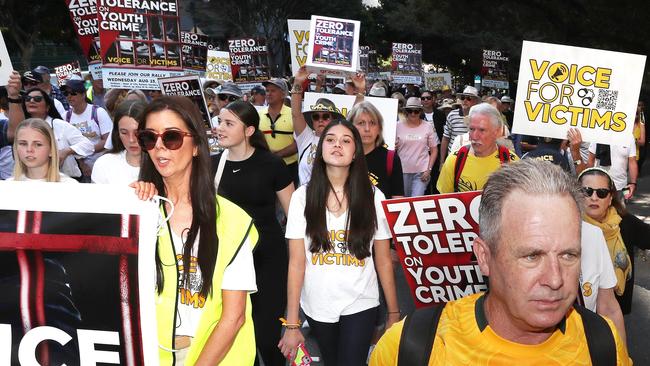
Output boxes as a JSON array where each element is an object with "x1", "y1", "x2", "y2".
[{"x1": 290, "y1": 84, "x2": 303, "y2": 94}]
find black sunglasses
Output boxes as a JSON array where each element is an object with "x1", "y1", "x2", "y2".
[
  {"x1": 24, "y1": 95, "x2": 44, "y2": 103},
  {"x1": 137, "y1": 130, "x2": 193, "y2": 151},
  {"x1": 218, "y1": 94, "x2": 239, "y2": 102},
  {"x1": 582, "y1": 186, "x2": 611, "y2": 199},
  {"x1": 63, "y1": 90, "x2": 79, "y2": 97},
  {"x1": 421, "y1": 96, "x2": 433, "y2": 101},
  {"x1": 406, "y1": 109, "x2": 421, "y2": 114},
  {"x1": 312, "y1": 113, "x2": 332, "y2": 121}
]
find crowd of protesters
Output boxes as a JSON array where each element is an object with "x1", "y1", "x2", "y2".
[{"x1": 0, "y1": 61, "x2": 648, "y2": 365}]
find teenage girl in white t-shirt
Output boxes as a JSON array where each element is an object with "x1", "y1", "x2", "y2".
[{"x1": 279, "y1": 119, "x2": 399, "y2": 365}]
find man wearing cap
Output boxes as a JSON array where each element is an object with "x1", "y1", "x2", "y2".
[
  {"x1": 22, "y1": 70, "x2": 67, "y2": 117},
  {"x1": 209, "y1": 83, "x2": 243, "y2": 126},
  {"x1": 332, "y1": 83, "x2": 346, "y2": 95},
  {"x1": 61, "y1": 77, "x2": 112, "y2": 181},
  {"x1": 439, "y1": 86, "x2": 481, "y2": 166},
  {"x1": 31, "y1": 66, "x2": 69, "y2": 110},
  {"x1": 259, "y1": 78, "x2": 298, "y2": 182},
  {"x1": 500, "y1": 95, "x2": 514, "y2": 130},
  {"x1": 250, "y1": 85, "x2": 267, "y2": 106}
]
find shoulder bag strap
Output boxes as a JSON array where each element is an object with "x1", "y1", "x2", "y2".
[
  {"x1": 397, "y1": 303, "x2": 446, "y2": 366},
  {"x1": 453, "y1": 145, "x2": 470, "y2": 192},
  {"x1": 213, "y1": 149, "x2": 229, "y2": 191},
  {"x1": 574, "y1": 305, "x2": 617, "y2": 366}
]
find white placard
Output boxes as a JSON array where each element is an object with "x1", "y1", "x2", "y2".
[
  {"x1": 288, "y1": 19, "x2": 311, "y2": 76},
  {"x1": 0, "y1": 31, "x2": 13, "y2": 86},
  {"x1": 205, "y1": 50, "x2": 233, "y2": 82},
  {"x1": 513, "y1": 41, "x2": 646, "y2": 145},
  {"x1": 305, "y1": 15, "x2": 360, "y2": 77}
]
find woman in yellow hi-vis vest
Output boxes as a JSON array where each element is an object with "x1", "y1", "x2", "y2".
[{"x1": 134, "y1": 96, "x2": 258, "y2": 365}]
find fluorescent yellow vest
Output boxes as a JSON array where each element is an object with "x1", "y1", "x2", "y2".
[{"x1": 156, "y1": 195, "x2": 259, "y2": 365}]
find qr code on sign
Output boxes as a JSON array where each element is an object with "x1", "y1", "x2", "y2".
[{"x1": 596, "y1": 90, "x2": 618, "y2": 110}]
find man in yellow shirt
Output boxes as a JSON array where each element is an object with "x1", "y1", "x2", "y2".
[
  {"x1": 437, "y1": 103, "x2": 517, "y2": 193},
  {"x1": 371, "y1": 160, "x2": 631, "y2": 365},
  {"x1": 259, "y1": 78, "x2": 298, "y2": 183}
]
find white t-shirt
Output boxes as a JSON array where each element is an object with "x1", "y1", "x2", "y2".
[
  {"x1": 580, "y1": 221, "x2": 617, "y2": 312},
  {"x1": 67, "y1": 104, "x2": 112, "y2": 164},
  {"x1": 285, "y1": 186, "x2": 392, "y2": 322},
  {"x1": 7, "y1": 173, "x2": 78, "y2": 183},
  {"x1": 424, "y1": 112, "x2": 433, "y2": 122},
  {"x1": 91, "y1": 151, "x2": 140, "y2": 184},
  {"x1": 172, "y1": 231, "x2": 257, "y2": 337},
  {"x1": 295, "y1": 128, "x2": 319, "y2": 186},
  {"x1": 588, "y1": 134, "x2": 636, "y2": 191},
  {"x1": 45, "y1": 117, "x2": 94, "y2": 178}
]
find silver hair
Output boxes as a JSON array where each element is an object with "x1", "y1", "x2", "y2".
[
  {"x1": 468, "y1": 102, "x2": 502, "y2": 129},
  {"x1": 348, "y1": 101, "x2": 385, "y2": 146},
  {"x1": 479, "y1": 159, "x2": 584, "y2": 250}
]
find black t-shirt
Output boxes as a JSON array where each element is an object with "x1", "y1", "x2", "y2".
[
  {"x1": 365, "y1": 146, "x2": 404, "y2": 199},
  {"x1": 211, "y1": 149, "x2": 292, "y2": 235},
  {"x1": 522, "y1": 143, "x2": 571, "y2": 172}
]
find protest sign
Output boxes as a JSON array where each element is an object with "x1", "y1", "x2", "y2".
[
  {"x1": 98, "y1": 0, "x2": 183, "y2": 89},
  {"x1": 382, "y1": 191, "x2": 486, "y2": 308},
  {"x1": 305, "y1": 15, "x2": 360, "y2": 77},
  {"x1": 54, "y1": 61, "x2": 83, "y2": 87},
  {"x1": 0, "y1": 31, "x2": 12, "y2": 86},
  {"x1": 181, "y1": 31, "x2": 208, "y2": 74},
  {"x1": 303, "y1": 92, "x2": 398, "y2": 149},
  {"x1": 359, "y1": 46, "x2": 370, "y2": 74},
  {"x1": 481, "y1": 49, "x2": 509, "y2": 89},
  {"x1": 228, "y1": 37, "x2": 271, "y2": 83},
  {"x1": 424, "y1": 73, "x2": 452, "y2": 92},
  {"x1": 66, "y1": 0, "x2": 102, "y2": 79},
  {"x1": 288, "y1": 19, "x2": 311, "y2": 76},
  {"x1": 205, "y1": 50, "x2": 233, "y2": 82},
  {"x1": 158, "y1": 75, "x2": 212, "y2": 130},
  {"x1": 513, "y1": 41, "x2": 646, "y2": 145},
  {"x1": 0, "y1": 182, "x2": 159, "y2": 365},
  {"x1": 391, "y1": 43, "x2": 422, "y2": 84}
]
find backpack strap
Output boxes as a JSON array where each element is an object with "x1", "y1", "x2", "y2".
[
  {"x1": 498, "y1": 144, "x2": 511, "y2": 164},
  {"x1": 397, "y1": 303, "x2": 446, "y2": 366},
  {"x1": 299, "y1": 143, "x2": 312, "y2": 164},
  {"x1": 65, "y1": 109, "x2": 72, "y2": 122},
  {"x1": 91, "y1": 104, "x2": 100, "y2": 130},
  {"x1": 574, "y1": 305, "x2": 617, "y2": 366},
  {"x1": 386, "y1": 149, "x2": 395, "y2": 178},
  {"x1": 453, "y1": 145, "x2": 470, "y2": 192}
]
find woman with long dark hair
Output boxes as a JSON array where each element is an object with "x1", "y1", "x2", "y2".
[
  {"x1": 137, "y1": 96, "x2": 258, "y2": 365},
  {"x1": 212, "y1": 101, "x2": 294, "y2": 366},
  {"x1": 278, "y1": 119, "x2": 399, "y2": 365}
]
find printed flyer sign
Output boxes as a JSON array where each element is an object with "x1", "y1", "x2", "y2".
[
  {"x1": 391, "y1": 43, "x2": 422, "y2": 84},
  {"x1": 0, "y1": 182, "x2": 159, "y2": 365},
  {"x1": 513, "y1": 41, "x2": 646, "y2": 145},
  {"x1": 158, "y1": 75, "x2": 212, "y2": 130},
  {"x1": 180, "y1": 31, "x2": 208, "y2": 74},
  {"x1": 382, "y1": 191, "x2": 486, "y2": 308},
  {"x1": 481, "y1": 49, "x2": 509, "y2": 89},
  {"x1": 288, "y1": 19, "x2": 310, "y2": 76},
  {"x1": 54, "y1": 61, "x2": 83, "y2": 86},
  {"x1": 0, "y1": 31, "x2": 12, "y2": 86},
  {"x1": 424, "y1": 73, "x2": 452, "y2": 92},
  {"x1": 306, "y1": 15, "x2": 360, "y2": 77},
  {"x1": 205, "y1": 50, "x2": 233, "y2": 82},
  {"x1": 359, "y1": 46, "x2": 370, "y2": 74},
  {"x1": 303, "y1": 92, "x2": 398, "y2": 149},
  {"x1": 66, "y1": 0, "x2": 102, "y2": 79},
  {"x1": 228, "y1": 37, "x2": 271, "y2": 83},
  {"x1": 98, "y1": 0, "x2": 183, "y2": 89}
]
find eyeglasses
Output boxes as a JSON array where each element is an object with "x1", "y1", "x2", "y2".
[
  {"x1": 406, "y1": 109, "x2": 421, "y2": 115},
  {"x1": 459, "y1": 95, "x2": 476, "y2": 101},
  {"x1": 62, "y1": 91, "x2": 79, "y2": 97},
  {"x1": 24, "y1": 95, "x2": 44, "y2": 103},
  {"x1": 421, "y1": 96, "x2": 433, "y2": 101},
  {"x1": 581, "y1": 186, "x2": 611, "y2": 199},
  {"x1": 137, "y1": 129, "x2": 193, "y2": 151},
  {"x1": 312, "y1": 113, "x2": 332, "y2": 121},
  {"x1": 218, "y1": 94, "x2": 239, "y2": 102}
]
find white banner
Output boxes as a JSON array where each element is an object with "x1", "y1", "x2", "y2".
[
  {"x1": 513, "y1": 41, "x2": 646, "y2": 145},
  {"x1": 0, "y1": 31, "x2": 13, "y2": 86},
  {"x1": 288, "y1": 19, "x2": 311, "y2": 76}
]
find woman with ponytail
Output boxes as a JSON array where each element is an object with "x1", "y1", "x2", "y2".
[{"x1": 212, "y1": 100, "x2": 295, "y2": 366}]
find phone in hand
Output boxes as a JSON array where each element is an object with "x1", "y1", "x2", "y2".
[{"x1": 292, "y1": 343, "x2": 312, "y2": 366}]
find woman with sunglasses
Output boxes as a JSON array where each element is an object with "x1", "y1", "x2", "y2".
[
  {"x1": 279, "y1": 119, "x2": 399, "y2": 365},
  {"x1": 5, "y1": 72, "x2": 94, "y2": 180},
  {"x1": 137, "y1": 96, "x2": 258, "y2": 365},
  {"x1": 290, "y1": 66, "x2": 345, "y2": 186},
  {"x1": 212, "y1": 100, "x2": 295, "y2": 366},
  {"x1": 396, "y1": 97, "x2": 439, "y2": 197},
  {"x1": 92, "y1": 100, "x2": 146, "y2": 184},
  {"x1": 578, "y1": 167, "x2": 650, "y2": 316}
]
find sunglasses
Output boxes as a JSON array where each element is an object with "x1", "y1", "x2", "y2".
[
  {"x1": 63, "y1": 91, "x2": 79, "y2": 97},
  {"x1": 312, "y1": 113, "x2": 332, "y2": 121},
  {"x1": 421, "y1": 96, "x2": 433, "y2": 101},
  {"x1": 137, "y1": 129, "x2": 193, "y2": 151},
  {"x1": 218, "y1": 94, "x2": 239, "y2": 102},
  {"x1": 24, "y1": 95, "x2": 44, "y2": 103},
  {"x1": 581, "y1": 186, "x2": 611, "y2": 199},
  {"x1": 459, "y1": 95, "x2": 476, "y2": 101},
  {"x1": 406, "y1": 109, "x2": 421, "y2": 115}
]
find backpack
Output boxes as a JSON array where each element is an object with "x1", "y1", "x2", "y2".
[
  {"x1": 397, "y1": 302, "x2": 616, "y2": 366},
  {"x1": 453, "y1": 144, "x2": 511, "y2": 192},
  {"x1": 386, "y1": 149, "x2": 395, "y2": 177}
]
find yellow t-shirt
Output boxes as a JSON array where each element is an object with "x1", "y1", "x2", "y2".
[
  {"x1": 259, "y1": 105, "x2": 297, "y2": 165},
  {"x1": 633, "y1": 123, "x2": 641, "y2": 160},
  {"x1": 370, "y1": 293, "x2": 631, "y2": 366},
  {"x1": 437, "y1": 146, "x2": 519, "y2": 193}
]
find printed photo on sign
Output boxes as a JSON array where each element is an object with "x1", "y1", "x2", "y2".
[
  {"x1": 306, "y1": 15, "x2": 360, "y2": 77},
  {"x1": 288, "y1": 19, "x2": 311, "y2": 76},
  {"x1": 391, "y1": 43, "x2": 422, "y2": 84},
  {"x1": 0, "y1": 183, "x2": 159, "y2": 365},
  {"x1": 513, "y1": 41, "x2": 646, "y2": 145},
  {"x1": 382, "y1": 191, "x2": 486, "y2": 308},
  {"x1": 205, "y1": 50, "x2": 233, "y2": 82},
  {"x1": 228, "y1": 37, "x2": 271, "y2": 83}
]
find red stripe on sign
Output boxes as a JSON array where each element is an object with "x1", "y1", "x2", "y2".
[{"x1": 0, "y1": 233, "x2": 138, "y2": 254}]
